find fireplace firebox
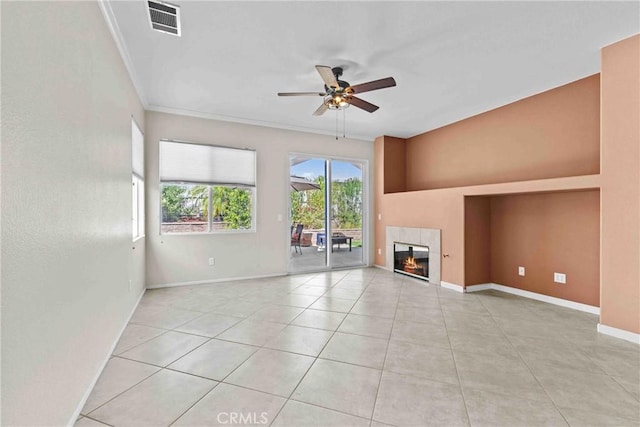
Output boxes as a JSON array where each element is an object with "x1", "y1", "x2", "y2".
[{"x1": 394, "y1": 242, "x2": 429, "y2": 281}]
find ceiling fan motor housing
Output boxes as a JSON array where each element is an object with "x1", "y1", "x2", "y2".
[
  {"x1": 325, "y1": 68, "x2": 350, "y2": 93},
  {"x1": 325, "y1": 80, "x2": 350, "y2": 93}
]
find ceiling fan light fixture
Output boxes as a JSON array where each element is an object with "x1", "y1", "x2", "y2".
[
  {"x1": 278, "y1": 65, "x2": 395, "y2": 116},
  {"x1": 324, "y1": 95, "x2": 349, "y2": 110}
]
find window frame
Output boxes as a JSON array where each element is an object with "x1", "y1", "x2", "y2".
[
  {"x1": 158, "y1": 140, "x2": 257, "y2": 235},
  {"x1": 132, "y1": 174, "x2": 145, "y2": 241},
  {"x1": 132, "y1": 118, "x2": 145, "y2": 242}
]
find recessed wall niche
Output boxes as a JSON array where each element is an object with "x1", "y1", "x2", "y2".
[{"x1": 464, "y1": 190, "x2": 600, "y2": 306}]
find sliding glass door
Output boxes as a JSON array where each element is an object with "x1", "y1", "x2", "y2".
[
  {"x1": 289, "y1": 157, "x2": 327, "y2": 272},
  {"x1": 330, "y1": 160, "x2": 364, "y2": 268},
  {"x1": 289, "y1": 155, "x2": 365, "y2": 273}
]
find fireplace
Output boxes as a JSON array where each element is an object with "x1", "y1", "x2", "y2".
[
  {"x1": 394, "y1": 242, "x2": 429, "y2": 281},
  {"x1": 387, "y1": 227, "x2": 440, "y2": 284}
]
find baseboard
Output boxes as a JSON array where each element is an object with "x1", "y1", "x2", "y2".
[
  {"x1": 597, "y1": 323, "x2": 640, "y2": 345},
  {"x1": 374, "y1": 264, "x2": 392, "y2": 272},
  {"x1": 147, "y1": 272, "x2": 286, "y2": 289},
  {"x1": 466, "y1": 282, "x2": 600, "y2": 315},
  {"x1": 464, "y1": 283, "x2": 493, "y2": 292},
  {"x1": 69, "y1": 288, "x2": 146, "y2": 425},
  {"x1": 440, "y1": 281, "x2": 465, "y2": 293}
]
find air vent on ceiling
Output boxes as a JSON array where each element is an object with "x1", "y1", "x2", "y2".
[{"x1": 147, "y1": 1, "x2": 181, "y2": 36}]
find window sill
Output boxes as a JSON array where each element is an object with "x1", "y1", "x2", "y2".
[{"x1": 160, "y1": 229, "x2": 256, "y2": 236}]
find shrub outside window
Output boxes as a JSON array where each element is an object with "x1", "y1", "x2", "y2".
[
  {"x1": 160, "y1": 184, "x2": 253, "y2": 233},
  {"x1": 159, "y1": 140, "x2": 256, "y2": 234}
]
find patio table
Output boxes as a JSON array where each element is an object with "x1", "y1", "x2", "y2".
[{"x1": 317, "y1": 232, "x2": 352, "y2": 252}]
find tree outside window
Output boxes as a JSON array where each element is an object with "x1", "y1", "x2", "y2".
[{"x1": 161, "y1": 184, "x2": 253, "y2": 233}]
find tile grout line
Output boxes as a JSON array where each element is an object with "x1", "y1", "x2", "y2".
[
  {"x1": 165, "y1": 288, "x2": 287, "y2": 427},
  {"x1": 268, "y1": 271, "x2": 374, "y2": 425},
  {"x1": 84, "y1": 270, "x2": 638, "y2": 426},
  {"x1": 438, "y1": 285, "x2": 473, "y2": 427},
  {"x1": 474, "y1": 293, "x2": 572, "y2": 427},
  {"x1": 83, "y1": 367, "x2": 165, "y2": 421},
  {"x1": 368, "y1": 275, "x2": 403, "y2": 425},
  {"x1": 269, "y1": 272, "x2": 379, "y2": 425},
  {"x1": 79, "y1": 414, "x2": 115, "y2": 427},
  {"x1": 84, "y1": 270, "x2": 422, "y2": 425},
  {"x1": 112, "y1": 326, "x2": 173, "y2": 356},
  {"x1": 121, "y1": 297, "x2": 270, "y2": 427},
  {"x1": 166, "y1": 380, "x2": 219, "y2": 426}
]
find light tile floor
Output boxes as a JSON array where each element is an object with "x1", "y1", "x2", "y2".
[{"x1": 77, "y1": 268, "x2": 640, "y2": 427}]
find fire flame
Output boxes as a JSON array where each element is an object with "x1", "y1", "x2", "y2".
[{"x1": 403, "y1": 256, "x2": 419, "y2": 270}]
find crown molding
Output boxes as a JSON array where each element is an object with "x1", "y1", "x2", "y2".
[
  {"x1": 146, "y1": 104, "x2": 374, "y2": 142},
  {"x1": 97, "y1": 0, "x2": 148, "y2": 108}
]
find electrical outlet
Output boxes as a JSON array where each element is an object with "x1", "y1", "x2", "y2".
[
  {"x1": 518, "y1": 266, "x2": 525, "y2": 276},
  {"x1": 554, "y1": 272, "x2": 566, "y2": 284},
  {"x1": 208, "y1": 257, "x2": 215, "y2": 266},
  {"x1": 378, "y1": 248, "x2": 382, "y2": 255},
  {"x1": 378, "y1": 213, "x2": 382, "y2": 221}
]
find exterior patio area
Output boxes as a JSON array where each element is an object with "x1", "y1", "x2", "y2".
[{"x1": 290, "y1": 237, "x2": 364, "y2": 273}]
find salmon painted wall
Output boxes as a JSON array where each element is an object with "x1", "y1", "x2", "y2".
[
  {"x1": 375, "y1": 76, "x2": 601, "y2": 290},
  {"x1": 405, "y1": 75, "x2": 600, "y2": 191},
  {"x1": 464, "y1": 197, "x2": 492, "y2": 285},
  {"x1": 601, "y1": 35, "x2": 640, "y2": 333},
  {"x1": 383, "y1": 136, "x2": 407, "y2": 193},
  {"x1": 374, "y1": 174, "x2": 466, "y2": 283},
  {"x1": 490, "y1": 191, "x2": 600, "y2": 306}
]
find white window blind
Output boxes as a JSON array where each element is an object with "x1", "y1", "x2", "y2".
[
  {"x1": 160, "y1": 140, "x2": 255, "y2": 186},
  {"x1": 132, "y1": 119, "x2": 144, "y2": 177}
]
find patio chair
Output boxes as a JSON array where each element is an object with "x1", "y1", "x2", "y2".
[{"x1": 291, "y1": 223, "x2": 304, "y2": 254}]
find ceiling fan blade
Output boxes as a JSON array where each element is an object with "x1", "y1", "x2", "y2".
[
  {"x1": 313, "y1": 102, "x2": 329, "y2": 116},
  {"x1": 346, "y1": 96, "x2": 379, "y2": 113},
  {"x1": 348, "y1": 77, "x2": 396, "y2": 94},
  {"x1": 315, "y1": 65, "x2": 339, "y2": 89},
  {"x1": 278, "y1": 92, "x2": 326, "y2": 97}
]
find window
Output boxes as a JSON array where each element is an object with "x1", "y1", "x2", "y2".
[
  {"x1": 132, "y1": 119, "x2": 145, "y2": 240},
  {"x1": 159, "y1": 140, "x2": 256, "y2": 234}
]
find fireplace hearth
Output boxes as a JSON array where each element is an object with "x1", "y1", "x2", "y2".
[{"x1": 394, "y1": 242, "x2": 429, "y2": 281}]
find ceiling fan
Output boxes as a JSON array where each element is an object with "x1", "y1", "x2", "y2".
[{"x1": 278, "y1": 65, "x2": 396, "y2": 116}]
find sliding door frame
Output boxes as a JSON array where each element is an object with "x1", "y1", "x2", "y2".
[{"x1": 287, "y1": 152, "x2": 369, "y2": 273}]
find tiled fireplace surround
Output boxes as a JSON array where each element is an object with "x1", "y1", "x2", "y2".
[{"x1": 385, "y1": 226, "x2": 441, "y2": 285}]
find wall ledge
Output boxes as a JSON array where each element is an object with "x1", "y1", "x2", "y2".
[
  {"x1": 597, "y1": 323, "x2": 640, "y2": 345},
  {"x1": 465, "y1": 282, "x2": 600, "y2": 315},
  {"x1": 383, "y1": 174, "x2": 600, "y2": 197}
]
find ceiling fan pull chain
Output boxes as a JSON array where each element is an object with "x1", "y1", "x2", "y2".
[
  {"x1": 335, "y1": 111, "x2": 339, "y2": 140},
  {"x1": 343, "y1": 108, "x2": 346, "y2": 139}
]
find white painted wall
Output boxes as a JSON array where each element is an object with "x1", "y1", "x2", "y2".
[
  {"x1": 146, "y1": 111, "x2": 374, "y2": 286},
  {"x1": 1, "y1": 2, "x2": 145, "y2": 425}
]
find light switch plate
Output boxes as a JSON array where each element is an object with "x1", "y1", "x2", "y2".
[
  {"x1": 554, "y1": 272, "x2": 566, "y2": 284},
  {"x1": 518, "y1": 266, "x2": 525, "y2": 276}
]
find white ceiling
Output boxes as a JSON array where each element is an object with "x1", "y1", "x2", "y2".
[{"x1": 105, "y1": 1, "x2": 639, "y2": 141}]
